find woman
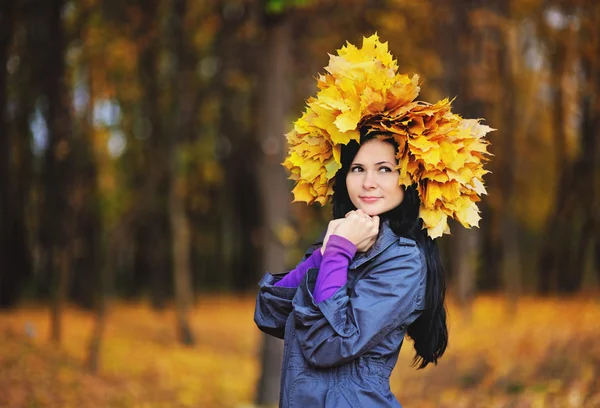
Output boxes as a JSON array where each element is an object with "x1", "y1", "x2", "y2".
[
  {"x1": 255, "y1": 34, "x2": 491, "y2": 407},
  {"x1": 256, "y1": 133, "x2": 448, "y2": 407}
]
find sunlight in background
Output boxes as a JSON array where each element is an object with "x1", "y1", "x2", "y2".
[
  {"x1": 94, "y1": 99, "x2": 126, "y2": 158},
  {"x1": 30, "y1": 106, "x2": 48, "y2": 156}
]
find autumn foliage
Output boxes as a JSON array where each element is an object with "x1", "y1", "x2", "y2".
[{"x1": 1, "y1": 296, "x2": 599, "y2": 408}]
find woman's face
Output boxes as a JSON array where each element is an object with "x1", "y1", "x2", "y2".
[{"x1": 346, "y1": 138, "x2": 404, "y2": 216}]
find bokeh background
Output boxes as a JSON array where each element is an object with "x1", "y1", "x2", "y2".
[{"x1": 1, "y1": 0, "x2": 600, "y2": 407}]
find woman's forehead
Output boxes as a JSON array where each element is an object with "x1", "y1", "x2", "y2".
[{"x1": 353, "y1": 139, "x2": 396, "y2": 162}]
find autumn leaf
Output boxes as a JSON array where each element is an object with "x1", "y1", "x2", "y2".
[{"x1": 291, "y1": 182, "x2": 313, "y2": 203}]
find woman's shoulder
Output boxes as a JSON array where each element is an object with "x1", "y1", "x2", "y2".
[
  {"x1": 378, "y1": 237, "x2": 424, "y2": 265},
  {"x1": 379, "y1": 220, "x2": 419, "y2": 252},
  {"x1": 347, "y1": 221, "x2": 422, "y2": 271}
]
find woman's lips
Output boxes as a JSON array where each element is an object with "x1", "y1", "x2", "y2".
[{"x1": 360, "y1": 196, "x2": 381, "y2": 203}]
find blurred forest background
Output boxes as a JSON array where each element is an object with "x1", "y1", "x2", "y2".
[{"x1": 1, "y1": 0, "x2": 600, "y2": 407}]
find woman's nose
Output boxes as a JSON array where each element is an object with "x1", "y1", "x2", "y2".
[{"x1": 363, "y1": 172, "x2": 377, "y2": 189}]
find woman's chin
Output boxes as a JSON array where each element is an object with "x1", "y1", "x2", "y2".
[{"x1": 355, "y1": 205, "x2": 383, "y2": 217}]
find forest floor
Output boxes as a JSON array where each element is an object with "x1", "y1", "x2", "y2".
[{"x1": 0, "y1": 294, "x2": 599, "y2": 408}]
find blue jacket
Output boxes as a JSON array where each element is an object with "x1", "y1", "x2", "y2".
[{"x1": 254, "y1": 220, "x2": 427, "y2": 407}]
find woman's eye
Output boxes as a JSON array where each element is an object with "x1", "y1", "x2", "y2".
[
  {"x1": 379, "y1": 166, "x2": 392, "y2": 173},
  {"x1": 350, "y1": 166, "x2": 363, "y2": 172}
]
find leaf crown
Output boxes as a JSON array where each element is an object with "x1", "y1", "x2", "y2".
[{"x1": 282, "y1": 34, "x2": 493, "y2": 238}]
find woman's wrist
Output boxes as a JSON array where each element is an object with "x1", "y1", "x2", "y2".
[
  {"x1": 323, "y1": 234, "x2": 357, "y2": 259},
  {"x1": 311, "y1": 246, "x2": 323, "y2": 264}
]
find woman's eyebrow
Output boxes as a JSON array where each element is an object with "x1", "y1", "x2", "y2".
[{"x1": 351, "y1": 160, "x2": 394, "y2": 166}]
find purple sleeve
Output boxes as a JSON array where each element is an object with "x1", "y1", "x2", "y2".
[
  {"x1": 313, "y1": 235, "x2": 357, "y2": 303},
  {"x1": 274, "y1": 248, "x2": 323, "y2": 288}
]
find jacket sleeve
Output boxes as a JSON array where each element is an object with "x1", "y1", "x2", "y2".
[
  {"x1": 254, "y1": 243, "x2": 321, "y2": 339},
  {"x1": 292, "y1": 243, "x2": 425, "y2": 368}
]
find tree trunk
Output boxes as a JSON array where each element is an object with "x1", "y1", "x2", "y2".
[
  {"x1": 555, "y1": 69, "x2": 599, "y2": 292},
  {"x1": 537, "y1": 5, "x2": 598, "y2": 294},
  {"x1": 36, "y1": 0, "x2": 75, "y2": 343},
  {"x1": 50, "y1": 248, "x2": 70, "y2": 344},
  {"x1": 589, "y1": 2, "x2": 600, "y2": 287},
  {"x1": 86, "y1": 285, "x2": 106, "y2": 373},
  {"x1": 448, "y1": 0, "x2": 490, "y2": 317},
  {"x1": 254, "y1": 13, "x2": 293, "y2": 406},
  {"x1": 435, "y1": 0, "x2": 482, "y2": 314},
  {"x1": 87, "y1": 221, "x2": 119, "y2": 373},
  {"x1": 536, "y1": 20, "x2": 575, "y2": 294},
  {"x1": 499, "y1": 17, "x2": 522, "y2": 313},
  {"x1": 0, "y1": 0, "x2": 25, "y2": 308},
  {"x1": 83, "y1": 51, "x2": 110, "y2": 371},
  {"x1": 11, "y1": 0, "x2": 40, "y2": 301},
  {"x1": 69, "y1": 57, "x2": 102, "y2": 309},
  {"x1": 168, "y1": 0, "x2": 195, "y2": 346},
  {"x1": 442, "y1": 0, "x2": 512, "y2": 313},
  {"x1": 214, "y1": 0, "x2": 263, "y2": 292},
  {"x1": 134, "y1": 0, "x2": 171, "y2": 309},
  {"x1": 451, "y1": 227, "x2": 478, "y2": 320}
]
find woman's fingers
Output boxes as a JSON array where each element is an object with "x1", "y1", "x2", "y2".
[
  {"x1": 323, "y1": 219, "x2": 346, "y2": 253},
  {"x1": 345, "y1": 209, "x2": 373, "y2": 221},
  {"x1": 335, "y1": 212, "x2": 378, "y2": 246},
  {"x1": 334, "y1": 212, "x2": 380, "y2": 251},
  {"x1": 329, "y1": 218, "x2": 345, "y2": 229},
  {"x1": 356, "y1": 233, "x2": 378, "y2": 252},
  {"x1": 355, "y1": 209, "x2": 371, "y2": 220},
  {"x1": 345, "y1": 211, "x2": 360, "y2": 220}
]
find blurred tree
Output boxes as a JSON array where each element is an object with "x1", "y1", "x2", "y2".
[
  {"x1": 537, "y1": 0, "x2": 600, "y2": 293},
  {"x1": 167, "y1": 0, "x2": 196, "y2": 345},
  {"x1": 132, "y1": 0, "x2": 173, "y2": 309},
  {"x1": 563, "y1": 0, "x2": 600, "y2": 290},
  {"x1": 433, "y1": 0, "x2": 522, "y2": 315},
  {"x1": 4, "y1": 0, "x2": 37, "y2": 308},
  {"x1": 214, "y1": 0, "x2": 263, "y2": 292},
  {"x1": 254, "y1": 1, "x2": 293, "y2": 405},
  {"x1": 0, "y1": 0, "x2": 31, "y2": 308},
  {"x1": 583, "y1": 1, "x2": 600, "y2": 285},
  {"x1": 498, "y1": 7, "x2": 523, "y2": 313},
  {"x1": 446, "y1": 0, "x2": 488, "y2": 318},
  {"x1": 432, "y1": 0, "x2": 472, "y2": 308},
  {"x1": 68, "y1": 0, "x2": 103, "y2": 311},
  {"x1": 82, "y1": 0, "x2": 110, "y2": 372},
  {"x1": 536, "y1": 1, "x2": 577, "y2": 293},
  {"x1": 31, "y1": 0, "x2": 77, "y2": 344}
]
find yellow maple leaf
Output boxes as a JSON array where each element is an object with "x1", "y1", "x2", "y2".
[
  {"x1": 420, "y1": 206, "x2": 449, "y2": 239},
  {"x1": 455, "y1": 200, "x2": 481, "y2": 228},
  {"x1": 291, "y1": 182, "x2": 313, "y2": 203},
  {"x1": 424, "y1": 182, "x2": 442, "y2": 208},
  {"x1": 334, "y1": 109, "x2": 362, "y2": 133}
]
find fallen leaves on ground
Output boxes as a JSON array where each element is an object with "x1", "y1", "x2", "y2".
[{"x1": 0, "y1": 295, "x2": 599, "y2": 408}]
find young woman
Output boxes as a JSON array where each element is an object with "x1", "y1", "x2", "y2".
[
  {"x1": 254, "y1": 34, "x2": 490, "y2": 407},
  {"x1": 254, "y1": 133, "x2": 448, "y2": 407}
]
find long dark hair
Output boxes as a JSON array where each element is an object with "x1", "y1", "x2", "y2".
[{"x1": 332, "y1": 132, "x2": 448, "y2": 369}]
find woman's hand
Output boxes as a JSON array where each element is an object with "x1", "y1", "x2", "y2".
[
  {"x1": 356, "y1": 233, "x2": 378, "y2": 253},
  {"x1": 321, "y1": 218, "x2": 346, "y2": 254},
  {"x1": 334, "y1": 210, "x2": 380, "y2": 252}
]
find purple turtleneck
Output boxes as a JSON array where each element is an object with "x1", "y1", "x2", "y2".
[{"x1": 274, "y1": 235, "x2": 357, "y2": 303}]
